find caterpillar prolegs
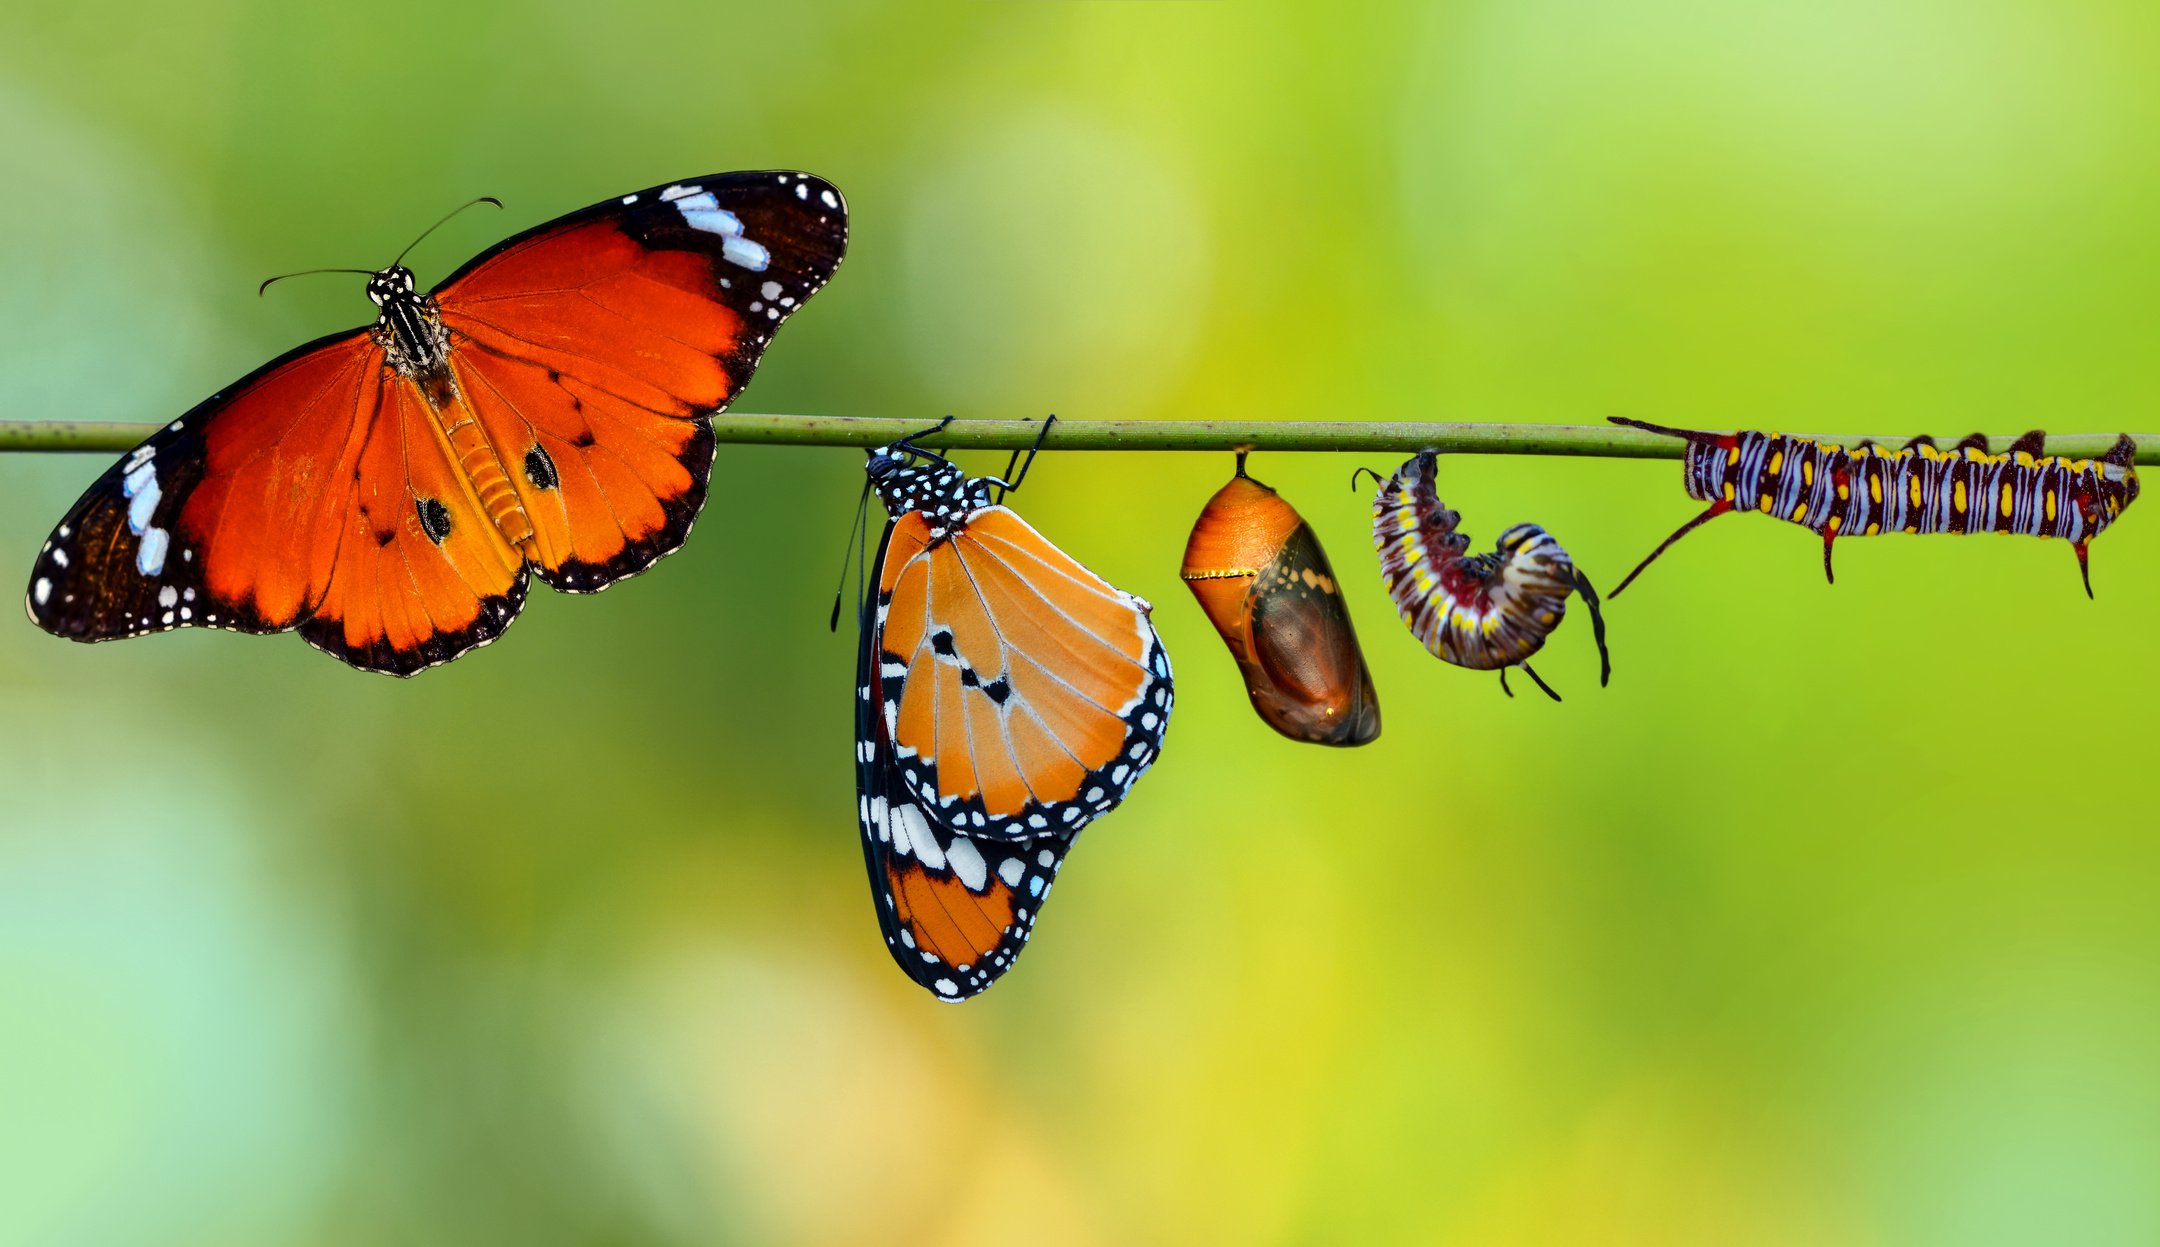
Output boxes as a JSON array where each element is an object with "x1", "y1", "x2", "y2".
[{"x1": 1609, "y1": 418, "x2": 2140, "y2": 598}]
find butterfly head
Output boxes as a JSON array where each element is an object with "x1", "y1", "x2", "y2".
[
  {"x1": 365, "y1": 265, "x2": 420, "y2": 308},
  {"x1": 866, "y1": 443, "x2": 991, "y2": 528}
]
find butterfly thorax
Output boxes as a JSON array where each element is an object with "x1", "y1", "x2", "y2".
[
  {"x1": 367, "y1": 265, "x2": 457, "y2": 408},
  {"x1": 366, "y1": 263, "x2": 537, "y2": 553},
  {"x1": 867, "y1": 446, "x2": 993, "y2": 541}
]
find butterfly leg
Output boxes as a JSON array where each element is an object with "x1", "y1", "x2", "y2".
[
  {"x1": 987, "y1": 414, "x2": 1059, "y2": 500},
  {"x1": 893, "y1": 415, "x2": 960, "y2": 463},
  {"x1": 1518, "y1": 663, "x2": 1563, "y2": 702},
  {"x1": 1498, "y1": 668, "x2": 1514, "y2": 698}
]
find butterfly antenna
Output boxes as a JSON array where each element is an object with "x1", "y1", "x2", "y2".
[
  {"x1": 256, "y1": 267, "x2": 377, "y2": 297},
  {"x1": 828, "y1": 474, "x2": 876, "y2": 633},
  {"x1": 992, "y1": 414, "x2": 1058, "y2": 500},
  {"x1": 392, "y1": 196, "x2": 504, "y2": 269}
]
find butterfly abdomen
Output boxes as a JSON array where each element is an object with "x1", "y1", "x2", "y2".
[{"x1": 436, "y1": 401, "x2": 536, "y2": 553}]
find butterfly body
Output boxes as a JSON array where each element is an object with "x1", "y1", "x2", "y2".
[
  {"x1": 28, "y1": 171, "x2": 848, "y2": 674},
  {"x1": 854, "y1": 436, "x2": 1172, "y2": 999}
]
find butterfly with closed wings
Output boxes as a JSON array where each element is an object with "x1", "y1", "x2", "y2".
[{"x1": 853, "y1": 421, "x2": 1173, "y2": 1000}]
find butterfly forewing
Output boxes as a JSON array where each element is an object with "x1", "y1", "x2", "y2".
[
  {"x1": 874, "y1": 506, "x2": 1173, "y2": 841},
  {"x1": 433, "y1": 172, "x2": 846, "y2": 593},
  {"x1": 26, "y1": 330, "x2": 380, "y2": 645}
]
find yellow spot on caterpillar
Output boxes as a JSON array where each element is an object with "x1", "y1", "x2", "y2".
[
  {"x1": 1864, "y1": 521, "x2": 1880, "y2": 535},
  {"x1": 1869, "y1": 475, "x2": 1882, "y2": 503},
  {"x1": 1837, "y1": 482, "x2": 1850, "y2": 500},
  {"x1": 1999, "y1": 488, "x2": 2013, "y2": 518},
  {"x1": 1826, "y1": 513, "x2": 1841, "y2": 533},
  {"x1": 1769, "y1": 450, "x2": 1784, "y2": 474},
  {"x1": 1792, "y1": 502, "x2": 1808, "y2": 522},
  {"x1": 1723, "y1": 482, "x2": 1735, "y2": 501},
  {"x1": 2045, "y1": 489, "x2": 2058, "y2": 521},
  {"x1": 1954, "y1": 480, "x2": 1967, "y2": 513},
  {"x1": 1908, "y1": 477, "x2": 1922, "y2": 508},
  {"x1": 1727, "y1": 446, "x2": 1740, "y2": 467},
  {"x1": 1758, "y1": 494, "x2": 1773, "y2": 513},
  {"x1": 2016, "y1": 451, "x2": 2036, "y2": 468},
  {"x1": 1802, "y1": 459, "x2": 1814, "y2": 486},
  {"x1": 1538, "y1": 611, "x2": 1557, "y2": 625}
]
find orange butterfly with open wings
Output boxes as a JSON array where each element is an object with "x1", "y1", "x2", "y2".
[{"x1": 26, "y1": 171, "x2": 847, "y2": 674}]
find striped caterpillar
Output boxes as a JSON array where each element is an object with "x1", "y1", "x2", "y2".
[
  {"x1": 1367, "y1": 452, "x2": 1611, "y2": 701},
  {"x1": 1608, "y1": 418, "x2": 2141, "y2": 598}
]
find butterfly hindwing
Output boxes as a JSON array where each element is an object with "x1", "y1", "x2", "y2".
[{"x1": 293, "y1": 375, "x2": 529, "y2": 673}]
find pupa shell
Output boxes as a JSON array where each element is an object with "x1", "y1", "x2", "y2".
[{"x1": 1180, "y1": 464, "x2": 1379, "y2": 745}]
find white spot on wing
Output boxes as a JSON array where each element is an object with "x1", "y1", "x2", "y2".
[
  {"x1": 721, "y1": 236, "x2": 770, "y2": 271},
  {"x1": 946, "y1": 835, "x2": 987, "y2": 891},
  {"x1": 33, "y1": 578, "x2": 50, "y2": 606},
  {"x1": 136, "y1": 527, "x2": 169, "y2": 577}
]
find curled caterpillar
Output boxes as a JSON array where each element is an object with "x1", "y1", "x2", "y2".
[
  {"x1": 1367, "y1": 452, "x2": 1611, "y2": 701},
  {"x1": 1608, "y1": 419, "x2": 2140, "y2": 598},
  {"x1": 1182, "y1": 455, "x2": 1380, "y2": 745}
]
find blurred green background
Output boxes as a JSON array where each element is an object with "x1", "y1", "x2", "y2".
[{"x1": 5, "y1": 2, "x2": 2160, "y2": 1244}]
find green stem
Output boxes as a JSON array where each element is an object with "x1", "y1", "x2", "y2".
[{"x1": 3, "y1": 415, "x2": 2155, "y2": 463}]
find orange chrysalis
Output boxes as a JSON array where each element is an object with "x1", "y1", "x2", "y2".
[{"x1": 1179, "y1": 455, "x2": 1379, "y2": 745}]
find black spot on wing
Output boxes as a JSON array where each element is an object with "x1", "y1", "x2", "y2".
[
  {"x1": 524, "y1": 445, "x2": 559, "y2": 490},
  {"x1": 416, "y1": 497, "x2": 453, "y2": 545}
]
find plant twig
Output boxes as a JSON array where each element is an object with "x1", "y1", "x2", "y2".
[{"x1": 3, "y1": 415, "x2": 2155, "y2": 463}]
